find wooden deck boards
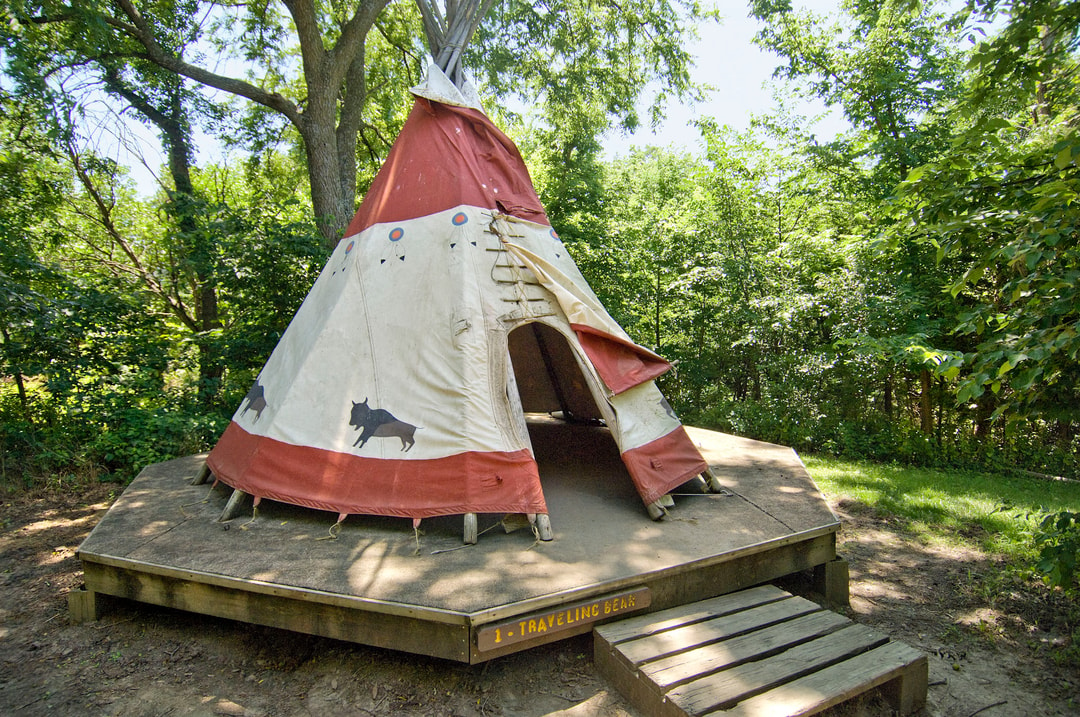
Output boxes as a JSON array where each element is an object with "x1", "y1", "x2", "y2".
[{"x1": 74, "y1": 421, "x2": 842, "y2": 663}]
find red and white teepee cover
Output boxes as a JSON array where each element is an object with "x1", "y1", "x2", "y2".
[{"x1": 206, "y1": 67, "x2": 707, "y2": 520}]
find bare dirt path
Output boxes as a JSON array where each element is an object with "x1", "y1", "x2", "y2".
[{"x1": 1, "y1": 483, "x2": 1076, "y2": 716}]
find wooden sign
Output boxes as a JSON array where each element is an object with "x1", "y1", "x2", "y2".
[{"x1": 477, "y1": 587, "x2": 650, "y2": 652}]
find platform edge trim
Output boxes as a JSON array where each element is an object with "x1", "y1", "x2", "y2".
[
  {"x1": 467, "y1": 523, "x2": 840, "y2": 625},
  {"x1": 77, "y1": 550, "x2": 470, "y2": 625}
]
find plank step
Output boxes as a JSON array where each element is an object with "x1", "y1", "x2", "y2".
[{"x1": 594, "y1": 586, "x2": 927, "y2": 717}]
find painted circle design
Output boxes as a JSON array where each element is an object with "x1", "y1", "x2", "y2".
[
  {"x1": 345, "y1": 240, "x2": 355, "y2": 254},
  {"x1": 549, "y1": 229, "x2": 560, "y2": 240},
  {"x1": 452, "y1": 212, "x2": 469, "y2": 226},
  {"x1": 388, "y1": 227, "x2": 405, "y2": 242}
]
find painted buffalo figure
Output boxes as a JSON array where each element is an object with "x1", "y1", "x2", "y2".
[
  {"x1": 242, "y1": 381, "x2": 268, "y2": 421},
  {"x1": 349, "y1": 398, "x2": 417, "y2": 452}
]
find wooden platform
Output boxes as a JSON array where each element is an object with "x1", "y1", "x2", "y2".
[
  {"x1": 594, "y1": 585, "x2": 928, "y2": 717},
  {"x1": 73, "y1": 420, "x2": 842, "y2": 663}
]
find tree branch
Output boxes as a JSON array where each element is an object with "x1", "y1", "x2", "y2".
[
  {"x1": 327, "y1": 0, "x2": 390, "y2": 90},
  {"x1": 112, "y1": 0, "x2": 302, "y2": 126},
  {"x1": 66, "y1": 143, "x2": 200, "y2": 333}
]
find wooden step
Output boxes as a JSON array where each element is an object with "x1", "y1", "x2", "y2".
[{"x1": 594, "y1": 586, "x2": 927, "y2": 717}]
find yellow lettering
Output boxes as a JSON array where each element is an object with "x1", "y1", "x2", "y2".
[
  {"x1": 628, "y1": 595, "x2": 636, "y2": 607},
  {"x1": 620, "y1": 598, "x2": 628, "y2": 610},
  {"x1": 546, "y1": 616, "x2": 555, "y2": 629},
  {"x1": 519, "y1": 621, "x2": 526, "y2": 635},
  {"x1": 537, "y1": 619, "x2": 547, "y2": 633},
  {"x1": 604, "y1": 600, "x2": 612, "y2": 615},
  {"x1": 528, "y1": 619, "x2": 537, "y2": 634},
  {"x1": 591, "y1": 604, "x2": 599, "y2": 617},
  {"x1": 494, "y1": 628, "x2": 502, "y2": 644}
]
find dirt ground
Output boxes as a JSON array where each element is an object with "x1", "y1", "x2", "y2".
[{"x1": 1, "y1": 482, "x2": 1077, "y2": 717}]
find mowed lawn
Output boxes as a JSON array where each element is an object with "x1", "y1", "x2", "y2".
[{"x1": 803, "y1": 455, "x2": 1080, "y2": 564}]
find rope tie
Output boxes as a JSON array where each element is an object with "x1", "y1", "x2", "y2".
[
  {"x1": 179, "y1": 483, "x2": 217, "y2": 516},
  {"x1": 239, "y1": 504, "x2": 259, "y2": 530},
  {"x1": 412, "y1": 518, "x2": 423, "y2": 556},
  {"x1": 316, "y1": 521, "x2": 343, "y2": 541}
]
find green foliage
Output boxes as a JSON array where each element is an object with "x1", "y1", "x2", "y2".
[
  {"x1": 473, "y1": 0, "x2": 708, "y2": 133},
  {"x1": 752, "y1": 0, "x2": 962, "y2": 192},
  {"x1": 0, "y1": 102, "x2": 325, "y2": 485},
  {"x1": 888, "y1": 0, "x2": 1080, "y2": 427},
  {"x1": 1031, "y1": 509, "x2": 1080, "y2": 592},
  {"x1": 894, "y1": 120, "x2": 1080, "y2": 422}
]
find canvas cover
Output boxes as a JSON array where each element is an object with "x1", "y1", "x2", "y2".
[{"x1": 206, "y1": 67, "x2": 708, "y2": 519}]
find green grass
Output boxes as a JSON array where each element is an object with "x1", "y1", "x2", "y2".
[{"x1": 802, "y1": 455, "x2": 1080, "y2": 563}]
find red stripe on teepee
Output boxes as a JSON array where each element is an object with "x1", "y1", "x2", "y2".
[
  {"x1": 344, "y1": 98, "x2": 549, "y2": 237},
  {"x1": 621, "y1": 427, "x2": 709, "y2": 506},
  {"x1": 571, "y1": 324, "x2": 672, "y2": 394},
  {"x1": 207, "y1": 422, "x2": 547, "y2": 519}
]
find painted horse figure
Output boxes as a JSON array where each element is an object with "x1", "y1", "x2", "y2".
[{"x1": 349, "y1": 398, "x2": 417, "y2": 452}]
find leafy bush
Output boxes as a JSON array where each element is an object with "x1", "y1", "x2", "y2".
[{"x1": 1032, "y1": 510, "x2": 1080, "y2": 593}]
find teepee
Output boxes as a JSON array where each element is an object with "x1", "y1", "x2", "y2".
[{"x1": 205, "y1": 2, "x2": 716, "y2": 540}]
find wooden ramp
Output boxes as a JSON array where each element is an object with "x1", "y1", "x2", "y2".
[{"x1": 594, "y1": 585, "x2": 927, "y2": 717}]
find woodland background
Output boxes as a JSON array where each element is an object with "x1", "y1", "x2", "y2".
[{"x1": 1, "y1": 0, "x2": 1077, "y2": 492}]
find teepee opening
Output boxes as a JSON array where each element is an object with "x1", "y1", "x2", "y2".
[{"x1": 506, "y1": 321, "x2": 607, "y2": 425}]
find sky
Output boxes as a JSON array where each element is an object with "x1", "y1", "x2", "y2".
[{"x1": 603, "y1": 0, "x2": 847, "y2": 158}]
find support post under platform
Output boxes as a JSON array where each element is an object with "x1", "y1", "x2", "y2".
[
  {"x1": 68, "y1": 587, "x2": 112, "y2": 623},
  {"x1": 814, "y1": 556, "x2": 850, "y2": 608}
]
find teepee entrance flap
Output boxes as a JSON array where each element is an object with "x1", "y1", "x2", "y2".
[{"x1": 503, "y1": 242, "x2": 672, "y2": 394}]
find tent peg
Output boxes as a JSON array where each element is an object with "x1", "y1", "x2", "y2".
[{"x1": 646, "y1": 501, "x2": 667, "y2": 521}]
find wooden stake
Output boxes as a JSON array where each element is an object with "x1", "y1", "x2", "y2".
[
  {"x1": 218, "y1": 489, "x2": 249, "y2": 522},
  {"x1": 534, "y1": 513, "x2": 553, "y2": 541},
  {"x1": 702, "y1": 468, "x2": 725, "y2": 493},
  {"x1": 464, "y1": 513, "x2": 478, "y2": 544},
  {"x1": 192, "y1": 462, "x2": 212, "y2": 486}
]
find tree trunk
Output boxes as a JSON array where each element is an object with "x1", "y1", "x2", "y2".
[
  {"x1": 105, "y1": 69, "x2": 224, "y2": 402},
  {"x1": 0, "y1": 325, "x2": 32, "y2": 423},
  {"x1": 883, "y1": 374, "x2": 893, "y2": 416},
  {"x1": 1033, "y1": 25, "x2": 1058, "y2": 123},
  {"x1": 654, "y1": 260, "x2": 662, "y2": 350},
  {"x1": 160, "y1": 85, "x2": 224, "y2": 403},
  {"x1": 919, "y1": 369, "x2": 933, "y2": 434},
  {"x1": 301, "y1": 117, "x2": 355, "y2": 249}
]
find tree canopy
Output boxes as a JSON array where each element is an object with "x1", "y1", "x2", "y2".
[{"x1": 1, "y1": 0, "x2": 708, "y2": 245}]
